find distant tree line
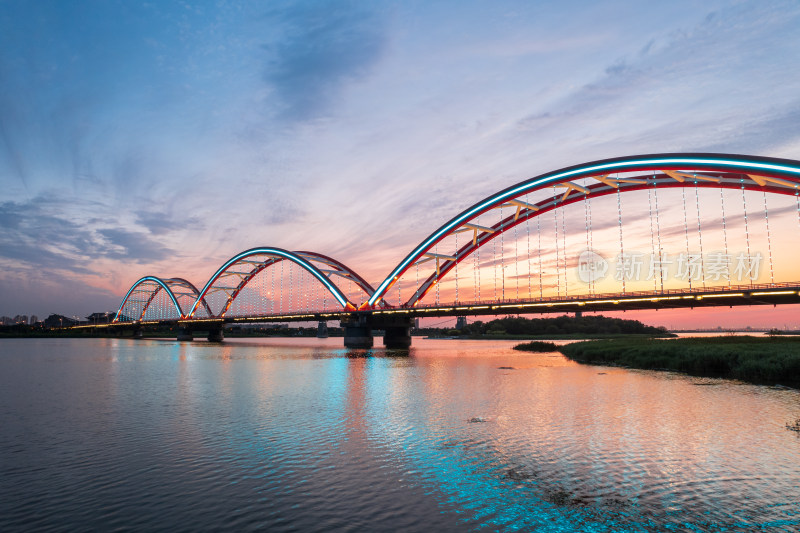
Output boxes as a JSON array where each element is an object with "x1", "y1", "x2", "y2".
[{"x1": 457, "y1": 315, "x2": 668, "y2": 336}]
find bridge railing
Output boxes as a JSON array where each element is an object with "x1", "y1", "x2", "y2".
[{"x1": 406, "y1": 281, "x2": 800, "y2": 311}]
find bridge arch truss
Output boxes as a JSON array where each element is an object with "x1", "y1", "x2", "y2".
[
  {"x1": 114, "y1": 276, "x2": 209, "y2": 323},
  {"x1": 185, "y1": 247, "x2": 372, "y2": 319},
  {"x1": 369, "y1": 153, "x2": 800, "y2": 308}
]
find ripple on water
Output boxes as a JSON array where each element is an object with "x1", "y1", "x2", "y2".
[{"x1": 0, "y1": 338, "x2": 799, "y2": 532}]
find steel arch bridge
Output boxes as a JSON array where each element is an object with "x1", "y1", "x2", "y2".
[
  {"x1": 101, "y1": 153, "x2": 800, "y2": 347},
  {"x1": 113, "y1": 247, "x2": 374, "y2": 322}
]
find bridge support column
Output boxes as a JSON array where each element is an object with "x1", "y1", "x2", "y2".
[
  {"x1": 132, "y1": 328, "x2": 143, "y2": 339},
  {"x1": 317, "y1": 321, "x2": 329, "y2": 338},
  {"x1": 342, "y1": 316, "x2": 373, "y2": 349},
  {"x1": 177, "y1": 327, "x2": 193, "y2": 341},
  {"x1": 207, "y1": 326, "x2": 224, "y2": 342},
  {"x1": 383, "y1": 317, "x2": 413, "y2": 349}
]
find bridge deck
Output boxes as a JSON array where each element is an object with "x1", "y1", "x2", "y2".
[{"x1": 81, "y1": 281, "x2": 800, "y2": 329}]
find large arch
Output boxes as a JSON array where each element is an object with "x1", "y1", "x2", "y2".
[
  {"x1": 186, "y1": 247, "x2": 363, "y2": 318},
  {"x1": 368, "y1": 153, "x2": 800, "y2": 308}
]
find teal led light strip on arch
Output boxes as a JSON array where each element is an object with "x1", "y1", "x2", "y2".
[
  {"x1": 187, "y1": 247, "x2": 350, "y2": 318},
  {"x1": 367, "y1": 154, "x2": 800, "y2": 306},
  {"x1": 114, "y1": 276, "x2": 184, "y2": 322}
]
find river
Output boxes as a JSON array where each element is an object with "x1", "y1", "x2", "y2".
[{"x1": 1, "y1": 337, "x2": 798, "y2": 531}]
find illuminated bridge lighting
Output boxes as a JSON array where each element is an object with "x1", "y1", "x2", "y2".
[{"x1": 107, "y1": 153, "x2": 800, "y2": 329}]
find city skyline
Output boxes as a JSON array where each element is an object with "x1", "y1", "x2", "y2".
[{"x1": 2, "y1": 0, "x2": 800, "y2": 327}]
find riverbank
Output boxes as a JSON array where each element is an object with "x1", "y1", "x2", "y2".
[
  {"x1": 458, "y1": 332, "x2": 675, "y2": 340},
  {"x1": 557, "y1": 336, "x2": 800, "y2": 387}
]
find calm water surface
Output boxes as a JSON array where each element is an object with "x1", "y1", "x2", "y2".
[{"x1": 1, "y1": 337, "x2": 799, "y2": 531}]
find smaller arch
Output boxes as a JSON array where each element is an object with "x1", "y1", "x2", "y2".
[
  {"x1": 187, "y1": 247, "x2": 357, "y2": 318},
  {"x1": 113, "y1": 276, "x2": 184, "y2": 322},
  {"x1": 161, "y1": 278, "x2": 213, "y2": 317}
]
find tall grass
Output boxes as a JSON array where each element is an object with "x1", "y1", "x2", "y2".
[{"x1": 559, "y1": 336, "x2": 800, "y2": 386}]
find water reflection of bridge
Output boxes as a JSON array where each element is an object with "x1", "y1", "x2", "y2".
[{"x1": 93, "y1": 154, "x2": 800, "y2": 347}]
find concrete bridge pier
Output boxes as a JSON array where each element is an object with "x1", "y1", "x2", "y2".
[
  {"x1": 207, "y1": 326, "x2": 224, "y2": 342},
  {"x1": 132, "y1": 328, "x2": 143, "y2": 339},
  {"x1": 382, "y1": 317, "x2": 413, "y2": 349},
  {"x1": 317, "y1": 321, "x2": 329, "y2": 338},
  {"x1": 342, "y1": 316, "x2": 373, "y2": 349},
  {"x1": 342, "y1": 315, "x2": 413, "y2": 349},
  {"x1": 177, "y1": 327, "x2": 193, "y2": 341}
]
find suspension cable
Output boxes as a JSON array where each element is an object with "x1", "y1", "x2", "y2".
[
  {"x1": 719, "y1": 185, "x2": 730, "y2": 288},
  {"x1": 741, "y1": 180, "x2": 752, "y2": 286},
  {"x1": 478, "y1": 214, "x2": 482, "y2": 302},
  {"x1": 271, "y1": 262, "x2": 275, "y2": 314},
  {"x1": 435, "y1": 242, "x2": 440, "y2": 305},
  {"x1": 500, "y1": 205, "x2": 505, "y2": 301},
  {"x1": 653, "y1": 176, "x2": 663, "y2": 292},
  {"x1": 537, "y1": 216, "x2": 543, "y2": 298},
  {"x1": 473, "y1": 219, "x2": 478, "y2": 301},
  {"x1": 694, "y1": 177, "x2": 706, "y2": 289},
  {"x1": 455, "y1": 229, "x2": 459, "y2": 303},
  {"x1": 493, "y1": 217, "x2": 498, "y2": 302},
  {"x1": 763, "y1": 190, "x2": 774, "y2": 285},
  {"x1": 514, "y1": 220, "x2": 519, "y2": 300},
  {"x1": 561, "y1": 204, "x2": 568, "y2": 296},
  {"x1": 416, "y1": 259, "x2": 420, "y2": 305},
  {"x1": 647, "y1": 185, "x2": 657, "y2": 291},
  {"x1": 321, "y1": 264, "x2": 326, "y2": 311},
  {"x1": 617, "y1": 185, "x2": 625, "y2": 294},
  {"x1": 398, "y1": 265, "x2": 402, "y2": 307},
  {"x1": 526, "y1": 193, "x2": 532, "y2": 299},
  {"x1": 681, "y1": 187, "x2": 691, "y2": 290},
  {"x1": 553, "y1": 186, "x2": 561, "y2": 298},
  {"x1": 584, "y1": 188, "x2": 592, "y2": 294}
]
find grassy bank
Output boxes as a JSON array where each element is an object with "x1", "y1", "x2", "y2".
[
  {"x1": 558, "y1": 336, "x2": 800, "y2": 387},
  {"x1": 460, "y1": 332, "x2": 674, "y2": 341}
]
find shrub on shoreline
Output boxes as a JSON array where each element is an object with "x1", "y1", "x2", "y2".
[
  {"x1": 558, "y1": 336, "x2": 800, "y2": 386},
  {"x1": 513, "y1": 341, "x2": 559, "y2": 352}
]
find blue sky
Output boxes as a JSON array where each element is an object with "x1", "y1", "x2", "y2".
[{"x1": 1, "y1": 0, "x2": 800, "y2": 321}]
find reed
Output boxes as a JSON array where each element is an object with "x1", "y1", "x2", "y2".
[{"x1": 558, "y1": 336, "x2": 800, "y2": 386}]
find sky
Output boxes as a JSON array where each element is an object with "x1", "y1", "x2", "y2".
[{"x1": 1, "y1": 0, "x2": 800, "y2": 327}]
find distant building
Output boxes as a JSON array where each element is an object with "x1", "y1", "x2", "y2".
[
  {"x1": 13, "y1": 315, "x2": 28, "y2": 325},
  {"x1": 0, "y1": 316, "x2": 11, "y2": 326},
  {"x1": 87, "y1": 312, "x2": 116, "y2": 324},
  {"x1": 43, "y1": 314, "x2": 79, "y2": 328},
  {"x1": 29, "y1": 315, "x2": 39, "y2": 325}
]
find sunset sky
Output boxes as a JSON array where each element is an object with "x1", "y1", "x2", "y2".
[{"x1": 1, "y1": 0, "x2": 800, "y2": 327}]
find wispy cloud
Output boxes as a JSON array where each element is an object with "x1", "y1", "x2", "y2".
[
  {"x1": 0, "y1": 196, "x2": 178, "y2": 271},
  {"x1": 262, "y1": 1, "x2": 388, "y2": 121},
  {"x1": 134, "y1": 210, "x2": 203, "y2": 236}
]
